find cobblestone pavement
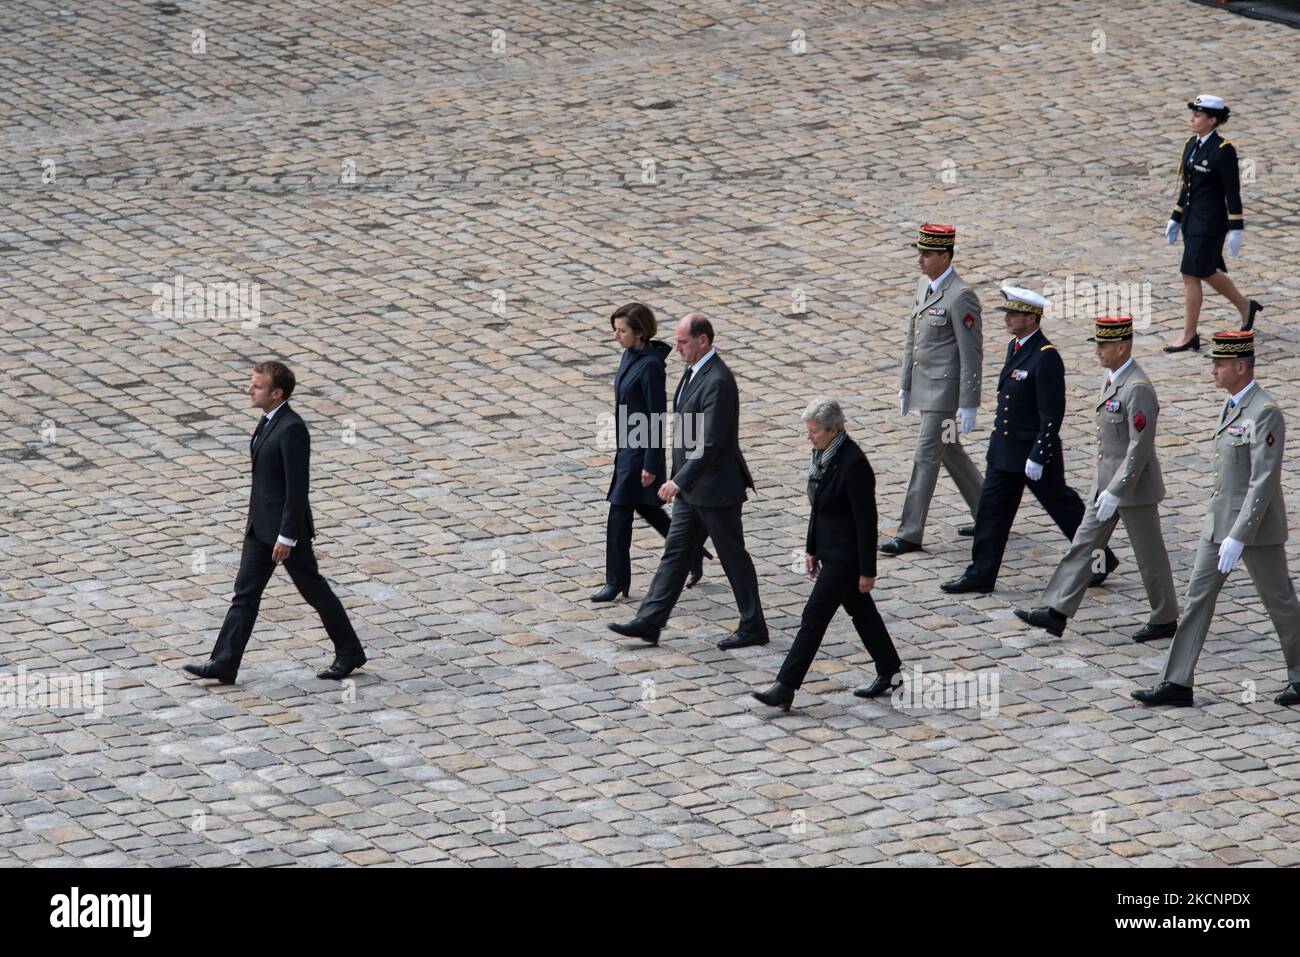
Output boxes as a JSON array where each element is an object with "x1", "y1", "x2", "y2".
[{"x1": 2, "y1": 0, "x2": 1300, "y2": 867}]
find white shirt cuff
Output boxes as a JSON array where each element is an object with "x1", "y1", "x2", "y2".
[{"x1": 276, "y1": 535, "x2": 297, "y2": 547}]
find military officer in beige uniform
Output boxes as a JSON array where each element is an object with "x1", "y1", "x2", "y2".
[
  {"x1": 882, "y1": 224, "x2": 983, "y2": 555},
  {"x1": 1134, "y1": 330, "x2": 1300, "y2": 707},
  {"x1": 1016, "y1": 316, "x2": 1178, "y2": 640}
]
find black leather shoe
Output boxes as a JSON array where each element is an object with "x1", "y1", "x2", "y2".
[
  {"x1": 719, "y1": 632, "x2": 769, "y2": 650},
  {"x1": 1274, "y1": 683, "x2": 1300, "y2": 706},
  {"x1": 1131, "y1": 681, "x2": 1193, "y2": 707},
  {"x1": 608, "y1": 619, "x2": 660, "y2": 645},
  {"x1": 1243, "y1": 299, "x2": 1263, "y2": 332},
  {"x1": 182, "y1": 661, "x2": 236, "y2": 684},
  {"x1": 318, "y1": 652, "x2": 367, "y2": 680},
  {"x1": 853, "y1": 673, "x2": 902, "y2": 699},
  {"x1": 958, "y1": 524, "x2": 975, "y2": 537},
  {"x1": 940, "y1": 574, "x2": 994, "y2": 594},
  {"x1": 1015, "y1": 606, "x2": 1067, "y2": 637},
  {"x1": 752, "y1": 681, "x2": 795, "y2": 711},
  {"x1": 1132, "y1": 620, "x2": 1177, "y2": 643},
  {"x1": 1162, "y1": 333, "x2": 1200, "y2": 354},
  {"x1": 590, "y1": 582, "x2": 629, "y2": 602},
  {"x1": 879, "y1": 537, "x2": 922, "y2": 556},
  {"x1": 1088, "y1": 552, "x2": 1120, "y2": 588}
]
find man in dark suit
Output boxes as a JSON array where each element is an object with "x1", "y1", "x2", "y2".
[
  {"x1": 609, "y1": 313, "x2": 769, "y2": 649},
  {"x1": 943, "y1": 288, "x2": 1116, "y2": 594},
  {"x1": 183, "y1": 361, "x2": 367, "y2": 683}
]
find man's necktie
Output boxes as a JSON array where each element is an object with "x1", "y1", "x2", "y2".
[
  {"x1": 250, "y1": 414, "x2": 269, "y2": 451},
  {"x1": 1013, "y1": 340, "x2": 1021, "y2": 354},
  {"x1": 925, "y1": 284, "x2": 934, "y2": 299}
]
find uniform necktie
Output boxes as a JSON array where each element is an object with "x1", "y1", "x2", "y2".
[
  {"x1": 1229, "y1": 398, "x2": 1237, "y2": 408},
  {"x1": 1013, "y1": 340, "x2": 1021, "y2": 353},
  {"x1": 926, "y1": 284, "x2": 934, "y2": 298},
  {"x1": 250, "y1": 414, "x2": 269, "y2": 451}
]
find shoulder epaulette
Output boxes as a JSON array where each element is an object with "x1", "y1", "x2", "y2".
[
  {"x1": 1219, "y1": 140, "x2": 1233, "y2": 149},
  {"x1": 1040, "y1": 344, "x2": 1056, "y2": 352}
]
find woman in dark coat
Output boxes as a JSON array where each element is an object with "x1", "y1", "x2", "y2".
[
  {"x1": 594, "y1": 303, "x2": 705, "y2": 601},
  {"x1": 1163, "y1": 94, "x2": 1262, "y2": 353},
  {"x1": 754, "y1": 397, "x2": 901, "y2": 711}
]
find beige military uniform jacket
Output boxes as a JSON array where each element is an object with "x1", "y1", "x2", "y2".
[
  {"x1": 1204, "y1": 382, "x2": 1287, "y2": 546},
  {"x1": 899, "y1": 269, "x2": 982, "y2": 412},
  {"x1": 1089, "y1": 360, "x2": 1164, "y2": 508}
]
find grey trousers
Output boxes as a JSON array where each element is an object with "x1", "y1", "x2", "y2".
[
  {"x1": 1160, "y1": 538, "x2": 1300, "y2": 687},
  {"x1": 1041, "y1": 502, "x2": 1178, "y2": 623},
  {"x1": 896, "y1": 410, "x2": 982, "y2": 544}
]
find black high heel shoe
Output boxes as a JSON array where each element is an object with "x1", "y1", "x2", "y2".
[
  {"x1": 1162, "y1": 333, "x2": 1200, "y2": 354},
  {"x1": 752, "y1": 681, "x2": 795, "y2": 711},
  {"x1": 590, "y1": 582, "x2": 629, "y2": 602},
  {"x1": 686, "y1": 547, "x2": 714, "y2": 589},
  {"x1": 853, "y1": 673, "x2": 903, "y2": 699},
  {"x1": 1243, "y1": 299, "x2": 1263, "y2": 332}
]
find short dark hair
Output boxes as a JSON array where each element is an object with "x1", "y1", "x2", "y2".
[
  {"x1": 610, "y1": 302, "x2": 656, "y2": 342},
  {"x1": 688, "y1": 315, "x2": 714, "y2": 344},
  {"x1": 254, "y1": 360, "x2": 295, "y2": 400}
]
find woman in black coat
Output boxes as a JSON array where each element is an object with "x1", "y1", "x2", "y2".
[
  {"x1": 594, "y1": 303, "x2": 706, "y2": 601},
  {"x1": 1163, "y1": 94, "x2": 1262, "y2": 353},
  {"x1": 754, "y1": 397, "x2": 901, "y2": 711}
]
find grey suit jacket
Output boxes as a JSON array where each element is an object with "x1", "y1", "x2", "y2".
[
  {"x1": 899, "y1": 269, "x2": 982, "y2": 411},
  {"x1": 1203, "y1": 382, "x2": 1287, "y2": 546},
  {"x1": 670, "y1": 353, "x2": 754, "y2": 508},
  {"x1": 1089, "y1": 360, "x2": 1164, "y2": 507}
]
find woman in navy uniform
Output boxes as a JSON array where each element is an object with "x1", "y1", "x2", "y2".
[
  {"x1": 753, "y1": 397, "x2": 901, "y2": 711},
  {"x1": 1164, "y1": 94, "x2": 1262, "y2": 353},
  {"x1": 594, "y1": 303, "x2": 707, "y2": 601}
]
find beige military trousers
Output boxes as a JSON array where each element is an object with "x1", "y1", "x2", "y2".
[
  {"x1": 1041, "y1": 501, "x2": 1178, "y2": 623},
  {"x1": 897, "y1": 410, "x2": 982, "y2": 544},
  {"x1": 1160, "y1": 539, "x2": 1300, "y2": 687}
]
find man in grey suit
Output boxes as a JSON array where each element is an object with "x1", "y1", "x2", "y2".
[
  {"x1": 1016, "y1": 316, "x2": 1178, "y2": 640},
  {"x1": 881, "y1": 224, "x2": 983, "y2": 555},
  {"x1": 1134, "y1": 330, "x2": 1300, "y2": 707},
  {"x1": 609, "y1": 313, "x2": 769, "y2": 649}
]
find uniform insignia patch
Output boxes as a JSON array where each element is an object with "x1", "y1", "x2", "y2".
[
  {"x1": 1134, "y1": 411, "x2": 1146, "y2": 432},
  {"x1": 1267, "y1": 432, "x2": 1275, "y2": 447},
  {"x1": 1105, "y1": 399, "x2": 1121, "y2": 413},
  {"x1": 1227, "y1": 425, "x2": 1245, "y2": 437},
  {"x1": 1011, "y1": 369, "x2": 1029, "y2": 380},
  {"x1": 962, "y1": 313, "x2": 975, "y2": 329}
]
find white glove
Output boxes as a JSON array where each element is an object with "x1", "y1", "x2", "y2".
[
  {"x1": 1227, "y1": 230, "x2": 1243, "y2": 257},
  {"x1": 1217, "y1": 536, "x2": 1245, "y2": 575},
  {"x1": 1024, "y1": 459, "x2": 1044, "y2": 482},
  {"x1": 1165, "y1": 220, "x2": 1180, "y2": 245},
  {"x1": 899, "y1": 389, "x2": 910, "y2": 416},
  {"x1": 1095, "y1": 490, "x2": 1120, "y2": 522},
  {"x1": 957, "y1": 407, "x2": 976, "y2": 434}
]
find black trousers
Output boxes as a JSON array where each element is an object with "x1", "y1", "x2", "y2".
[
  {"x1": 777, "y1": 561, "x2": 900, "y2": 689},
  {"x1": 637, "y1": 498, "x2": 767, "y2": 639},
  {"x1": 966, "y1": 461, "x2": 1116, "y2": 586},
  {"x1": 210, "y1": 533, "x2": 363, "y2": 672},
  {"x1": 605, "y1": 502, "x2": 706, "y2": 588}
]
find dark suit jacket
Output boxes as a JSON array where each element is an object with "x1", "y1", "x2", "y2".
[
  {"x1": 245, "y1": 403, "x2": 315, "y2": 546},
  {"x1": 670, "y1": 352, "x2": 754, "y2": 508},
  {"x1": 607, "y1": 340, "x2": 670, "y2": 507},
  {"x1": 988, "y1": 330, "x2": 1065, "y2": 473},
  {"x1": 804, "y1": 437, "x2": 877, "y2": 578},
  {"x1": 1171, "y1": 130, "x2": 1245, "y2": 236}
]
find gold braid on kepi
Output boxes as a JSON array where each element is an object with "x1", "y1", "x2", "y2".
[
  {"x1": 1208, "y1": 329, "x2": 1254, "y2": 360},
  {"x1": 1088, "y1": 315, "x2": 1133, "y2": 342},
  {"x1": 916, "y1": 224, "x2": 956, "y2": 250}
]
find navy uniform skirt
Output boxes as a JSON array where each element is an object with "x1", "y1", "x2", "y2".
[{"x1": 1180, "y1": 232, "x2": 1227, "y2": 278}]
